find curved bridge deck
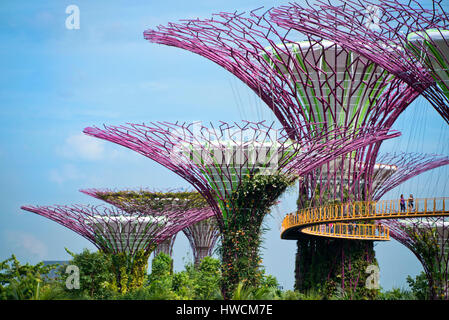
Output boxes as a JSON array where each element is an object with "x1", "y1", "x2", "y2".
[{"x1": 281, "y1": 197, "x2": 449, "y2": 240}]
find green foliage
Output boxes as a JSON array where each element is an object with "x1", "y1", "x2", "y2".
[
  {"x1": 0, "y1": 255, "x2": 58, "y2": 300},
  {"x1": 171, "y1": 271, "x2": 196, "y2": 299},
  {"x1": 98, "y1": 190, "x2": 208, "y2": 212},
  {"x1": 406, "y1": 271, "x2": 430, "y2": 300},
  {"x1": 280, "y1": 290, "x2": 302, "y2": 300},
  {"x1": 1, "y1": 251, "x2": 429, "y2": 300},
  {"x1": 405, "y1": 226, "x2": 446, "y2": 299},
  {"x1": 149, "y1": 252, "x2": 173, "y2": 279},
  {"x1": 230, "y1": 281, "x2": 276, "y2": 300},
  {"x1": 192, "y1": 256, "x2": 222, "y2": 299},
  {"x1": 146, "y1": 252, "x2": 177, "y2": 299},
  {"x1": 296, "y1": 288, "x2": 327, "y2": 300},
  {"x1": 64, "y1": 248, "x2": 115, "y2": 299},
  {"x1": 109, "y1": 249, "x2": 150, "y2": 294},
  {"x1": 146, "y1": 254, "x2": 223, "y2": 300},
  {"x1": 378, "y1": 286, "x2": 415, "y2": 300},
  {"x1": 230, "y1": 272, "x2": 282, "y2": 300}
]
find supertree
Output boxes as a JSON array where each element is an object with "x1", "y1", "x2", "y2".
[
  {"x1": 83, "y1": 120, "x2": 397, "y2": 298},
  {"x1": 269, "y1": 0, "x2": 449, "y2": 296},
  {"x1": 271, "y1": 0, "x2": 449, "y2": 124},
  {"x1": 385, "y1": 216, "x2": 449, "y2": 299},
  {"x1": 143, "y1": 8, "x2": 422, "y2": 297},
  {"x1": 21, "y1": 192, "x2": 212, "y2": 293},
  {"x1": 182, "y1": 217, "x2": 220, "y2": 266},
  {"x1": 80, "y1": 188, "x2": 213, "y2": 260}
]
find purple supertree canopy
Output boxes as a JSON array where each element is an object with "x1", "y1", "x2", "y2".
[
  {"x1": 79, "y1": 188, "x2": 216, "y2": 259},
  {"x1": 83, "y1": 120, "x2": 399, "y2": 228},
  {"x1": 21, "y1": 197, "x2": 213, "y2": 256},
  {"x1": 271, "y1": 0, "x2": 449, "y2": 123},
  {"x1": 143, "y1": 8, "x2": 422, "y2": 204},
  {"x1": 384, "y1": 217, "x2": 449, "y2": 299},
  {"x1": 144, "y1": 8, "x2": 420, "y2": 137}
]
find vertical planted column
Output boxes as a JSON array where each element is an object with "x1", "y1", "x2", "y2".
[{"x1": 294, "y1": 234, "x2": 378, "y2": 299}]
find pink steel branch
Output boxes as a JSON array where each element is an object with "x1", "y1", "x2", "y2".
[
  {"x1": 83, "y1": 121, "x2": 399, "y2": 229},
  {"x1": 144, "y1": 8, "x2": 419, "y2": 137},
  {"x1": 372, "y1": 152, "x2": 449, "y2": 201},
  {"x1": 80, "y1": 188, "x2": 217, "y2": 260},
  {"x1": 143, "y1": 9, "x2": 420, "y2": 202},
  {"x1": 20, "y1": 202, "x2": 212, "y2": 256},
  {"x1": 271, "y1": 0, "x2": 449, "y2": 123}
]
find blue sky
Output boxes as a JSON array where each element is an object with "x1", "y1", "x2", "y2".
[{"x1": 0, "y1": 0, "x2": 448, "y2": 291}]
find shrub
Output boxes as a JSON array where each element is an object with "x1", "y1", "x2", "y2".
[
  {"x1": 63, "y1": 248, "x2": 115, "y2": 299},
  {"x1": 0, "y1": 255, "x2": 59, "y2": 300}
]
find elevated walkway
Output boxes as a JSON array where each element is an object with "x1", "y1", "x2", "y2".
[{"x1": 281, "y1": 197, "x2": 449, "y2": 240}]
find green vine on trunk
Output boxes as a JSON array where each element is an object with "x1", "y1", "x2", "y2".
[
  {"x1": 108, "y1": 249, "x2": 151, "y2": 294},
  {"x1": 219, "y1": 172, "x2": 294, "y2": 298}
]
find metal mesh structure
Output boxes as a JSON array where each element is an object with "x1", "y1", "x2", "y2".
[
  {"x1": 385, "y1": 217, "x2": 449, "y2": 299},
  {"x1": 80, "y1": 188, "x2": 216, "y2": 260},
  {"x1": 20, "y1": 203, "x2": 210, "y2": 256},
  {"x1": 182, "y1": 217, "x2": 220, "y2": 266},
  {"x1": 83, "y1": 120, "x2": 397, "y2": 297},
  {"x1": 372, "y1": 152, "x2": 449, "y2": 200},
  {"x1": 144, "y1": 8, "x2": 419, "y2": 137},
  {"x1": 83, "y1": 121, "x2": 398, "y2": 227},
  {"x1": 143, "y1": 8, "x2": 420, "y2": 204},
  {"x1": 271, "y1": 0, "x2": 449, "y2": 124},
  {"x1": 153, "y1": 234, "x2": 177, "y2": 258}
]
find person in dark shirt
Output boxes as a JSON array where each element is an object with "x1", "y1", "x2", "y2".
[{"x1": 400, "y1": 194, "x2": 406, "y2": 212}]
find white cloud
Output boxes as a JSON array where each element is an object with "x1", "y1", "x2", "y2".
[
  {"x1": 57, "y1": 133, "x2": 105, "y2": 161},
  {"x1": 5, "y1": 231, "x2": 48, "y2": 260}
]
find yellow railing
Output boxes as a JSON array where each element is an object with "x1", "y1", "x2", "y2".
[
  {"x1": 281, "y1": 197, "x2": 449, "y2": 240},
  {"x1": 301, "y1": 222, "x2": 389, "y2": 240}
]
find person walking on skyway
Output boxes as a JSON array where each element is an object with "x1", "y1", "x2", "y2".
[
  {"x1": 400, "y1": 194, "x2": 406, "y2": 212},
  {"x1": 408, "y1": 194, "x2": 414, "y2": 212}
]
